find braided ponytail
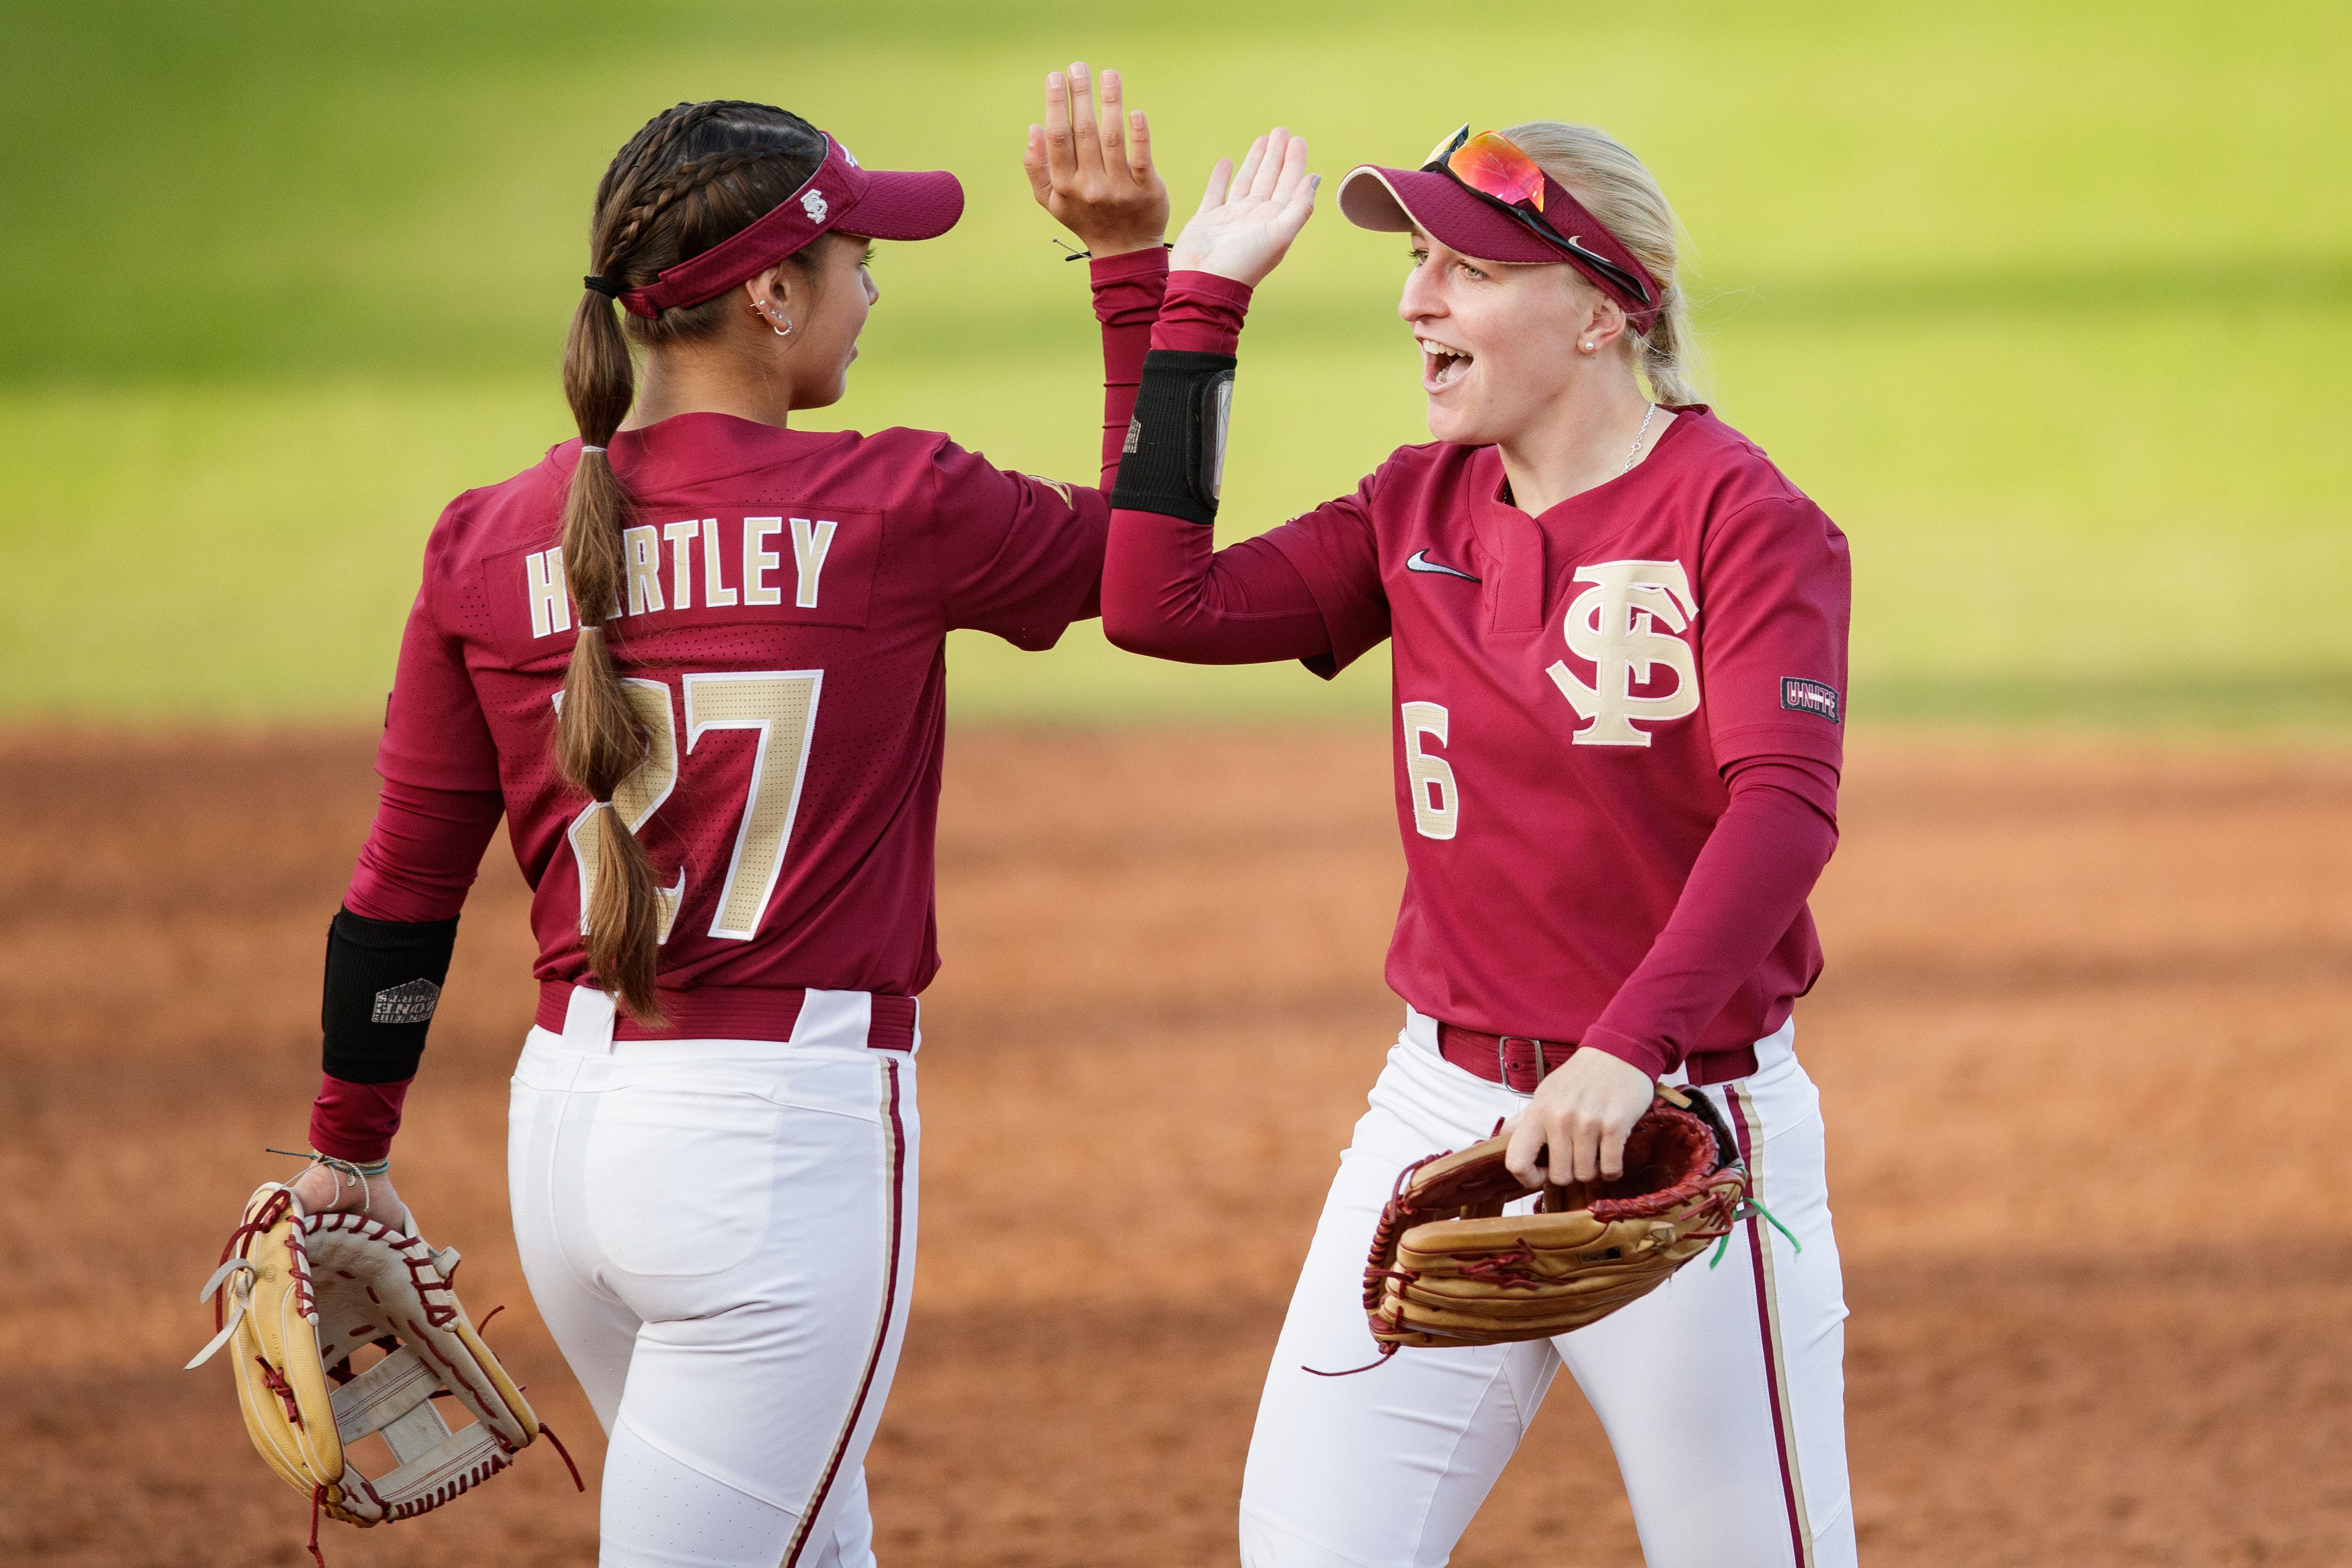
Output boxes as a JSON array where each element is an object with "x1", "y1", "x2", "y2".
[
  {"x1": 551, "y1": 100, "x2": 827, "y2": 1022},
  {"x1": 557, "y1": 284, "x2": 665, "y2": 1020}
]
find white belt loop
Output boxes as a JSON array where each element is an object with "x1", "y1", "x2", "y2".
[
  {"x1": 560, "y1": 985, "x2": 619, "y2": 1053},
  {"x1": 790, "y1": 988, "x2": 875, "y2": 1052}
]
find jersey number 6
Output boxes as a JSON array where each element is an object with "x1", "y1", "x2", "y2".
[
  {"x1": 1401, "y1": 701, "x2": 1458, "y2": 841},
  {"x1": 555, "y1": 669, "x2": 824, "y2": 944}
]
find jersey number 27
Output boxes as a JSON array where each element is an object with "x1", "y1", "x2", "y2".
[{"x1": 554, "y1": 670, "x2": 823, "y2": 944}]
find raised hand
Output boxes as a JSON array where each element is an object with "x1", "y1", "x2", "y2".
[
  {"x1": 1169, "y1": 128, "x2": 1319, "y2": 288},
  {"x1": 1023, "y1": 62, "x2": 1168, "y2": 259}
]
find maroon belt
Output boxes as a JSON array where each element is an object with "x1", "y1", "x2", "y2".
[
  {"x1": 1436, "y1": 1023, "x2": 1756, "y2": 1092},
  {"x1": 536, "y1": 981, "x2": 917, "y2": 1050}
]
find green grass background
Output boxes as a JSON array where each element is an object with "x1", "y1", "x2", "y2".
[{"x1": 3, "y1": 0, "x2": 2346, "y2": 728}]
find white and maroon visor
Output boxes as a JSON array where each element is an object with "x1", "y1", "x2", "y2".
[{"x1": 615, "y1": 134, "x2": 963, "y2": 318}]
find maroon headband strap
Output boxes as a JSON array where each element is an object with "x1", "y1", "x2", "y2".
[
  {"x1": 617, "y1": 135, "x2": 866, "y2": 319},
  {"x1": 1533, "y1": 173, "x2": 1660, "y2": 330}
]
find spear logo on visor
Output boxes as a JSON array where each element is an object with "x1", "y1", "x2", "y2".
[{"x1": 1422, "y1": 125, "x2": 1654, "y2": 308}]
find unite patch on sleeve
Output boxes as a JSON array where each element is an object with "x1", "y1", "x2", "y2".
[{"x1": 1780, "y1": 677, "x2": 1841, "y2": 724}]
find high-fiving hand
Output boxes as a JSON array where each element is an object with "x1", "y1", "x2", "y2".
[
  {"x1": 1024, "y1": 62, "x2": 1168, "y2": 259},
  {"x1": 1169, "y1": 128, "x2": 1319, "y2": 288}
]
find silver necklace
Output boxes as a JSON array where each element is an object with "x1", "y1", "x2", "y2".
[{"x1": 1623, "y1": 402, "x2": 1658, "y2": 474}]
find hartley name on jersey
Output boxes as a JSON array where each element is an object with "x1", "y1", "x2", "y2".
[{"x1": 523, "y1": 515, "x2": 847, "y2": 637}]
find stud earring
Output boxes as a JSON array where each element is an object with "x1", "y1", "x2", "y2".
[{"x1": 752, "y1": 300, "x2": 793, "y2": 337}]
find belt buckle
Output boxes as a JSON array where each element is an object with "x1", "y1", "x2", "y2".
[{"x1": 1494, "y1": 1035, "x2": 1552, "y2": 1096}]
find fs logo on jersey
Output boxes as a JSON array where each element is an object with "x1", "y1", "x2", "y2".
[{"x1": 1546, "y1": 559, "x2": 1700, "y2": 747}]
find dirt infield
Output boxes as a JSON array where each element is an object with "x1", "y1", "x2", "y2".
[{"x1": 3, "y1": 727, "x2": 2349, "y2": 1566}]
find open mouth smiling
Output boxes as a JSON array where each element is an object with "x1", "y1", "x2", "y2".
[{"x1": 1417, "y1": 335, "x2": 1472, "y2": 391}]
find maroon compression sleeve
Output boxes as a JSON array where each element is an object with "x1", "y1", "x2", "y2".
[
  {"x1": 1153, "y1": 270, "x2": 1249, "y2": 355},
  {"x1": 343, "y1": 776, "x2": 503, "y2": 924},
  {"x1": 1581, "y1": 756, "x2": 1841, "y2": 1077},
  {"x1": 1103, "y1": 516, "x2": 1331, "y2": 663},
  {"x1": 1101, "y1": 271, "x2": 1333, "y2": 664},
  {"x1": 1089, "y1": 248, "x2": 1170, "y2": 489},
  {"x1": 311, "y1": 1076, "x2": 410, "y2": 1165}
]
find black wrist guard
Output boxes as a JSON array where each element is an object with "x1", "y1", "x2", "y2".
[
  {"x1": 1111, "y1": 349, "x2": 1236, "y2": 527},
  {"x1": 320, "y1": 908, "x2": 459, "y2": 1083}
]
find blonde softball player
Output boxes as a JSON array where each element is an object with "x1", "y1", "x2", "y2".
[
  {"x1": 1098, "y1": 124, "x2": 1857, "y2": 1566},
  {"x1": 279, "y1": 73, "x2": 1190, "y2": 1567}
]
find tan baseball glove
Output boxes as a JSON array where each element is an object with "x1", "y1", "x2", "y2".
[
  {"x1": 1335, "y1": 1086, "x2": 1752, "y2": 1370},
  {"x1": 187, "y1": 1178, "x2": 581, "y2": 1563}
]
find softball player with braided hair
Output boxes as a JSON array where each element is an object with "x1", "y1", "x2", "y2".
[
  {"x1": 277, "y1": 74, "x2": 1186, "y2": 1566},
  {"x1": 1100, "y1": 124, "x2": 1857, "y2": 1566}
]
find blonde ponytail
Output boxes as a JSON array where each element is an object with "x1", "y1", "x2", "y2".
[{"x1": 1503, "y1": 121, "x2": 1704, "y2": 406}]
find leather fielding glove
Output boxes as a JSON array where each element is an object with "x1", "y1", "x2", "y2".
[
  {"x1": 189, "y1": 1180, "x2": 580, "y2": 1562},
  {"x1": 1336, "y1": 1086, "x2": 1750, "y2": 1370}
]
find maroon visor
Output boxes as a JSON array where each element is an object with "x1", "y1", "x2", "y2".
[
  {"x1": 1338, "y1": 130, "x2": 1659, "y2": 330},
  {"x1": 616, "y1": 134, "x2": 964, "y2": 318}
]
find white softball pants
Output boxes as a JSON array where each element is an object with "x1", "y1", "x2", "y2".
[
  {"x1": 507, "y1": 987, "x2": 919, "y2": 1568},
  {"x1": 1241, "y1": 1008, "x2": 1854, "y2": 1568}
]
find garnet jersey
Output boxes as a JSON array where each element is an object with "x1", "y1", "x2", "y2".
[
  {"x1": 378, "y1": 413, "x2": 1105, "y2": 999},
  {"x1": 1260, "y1": 408, "x2": 1851, "y2": 1059}
]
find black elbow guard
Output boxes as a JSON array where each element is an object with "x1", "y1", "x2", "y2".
[
  {"x1": 320, "y1": 908, "x2": 459, "y2": 1082},
  {"x1": 1110, "y1": 349, "x2": 1236, "y2": 527}
]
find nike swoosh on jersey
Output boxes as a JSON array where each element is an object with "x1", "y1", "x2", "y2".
[{"x1": 1404, "y1": 550, "x2": 1482, "y2": 583}]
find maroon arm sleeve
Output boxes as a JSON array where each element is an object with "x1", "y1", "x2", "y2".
[
  {"x1": 1089, "y1": 247, "x2": 1169, "y2": 488},
  {"x1": 1580, "y1": 756, "x2": 1841, "y2": 1078},
  {"x1": 310, "y1": 778, "x2": 502, "y2": 1163},
  {"x1": 343, "y1": 776, "x2": 503, "y2": 923},
  {"x1": 1102, "y1": 517, "x2": 1331, "y2": 664},
  {"x1": 1100, "y1": 271, "x2": 1350, "y2": 665},
  {"x1": 311, "y1": 1078, "x2": 410, "y2": 1166}
]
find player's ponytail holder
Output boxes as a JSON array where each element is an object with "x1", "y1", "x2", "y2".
[
  {"x1": 582, "y1": 275, "x2": 624, "y2": 298},
  {"x1": 580, "y1": 445, "x2": 607, "y2": 455}
]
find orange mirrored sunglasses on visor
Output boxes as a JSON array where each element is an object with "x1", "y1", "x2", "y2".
[{"x1": 1422, "y1": 125, "x2": 1654, "y2": 308}]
